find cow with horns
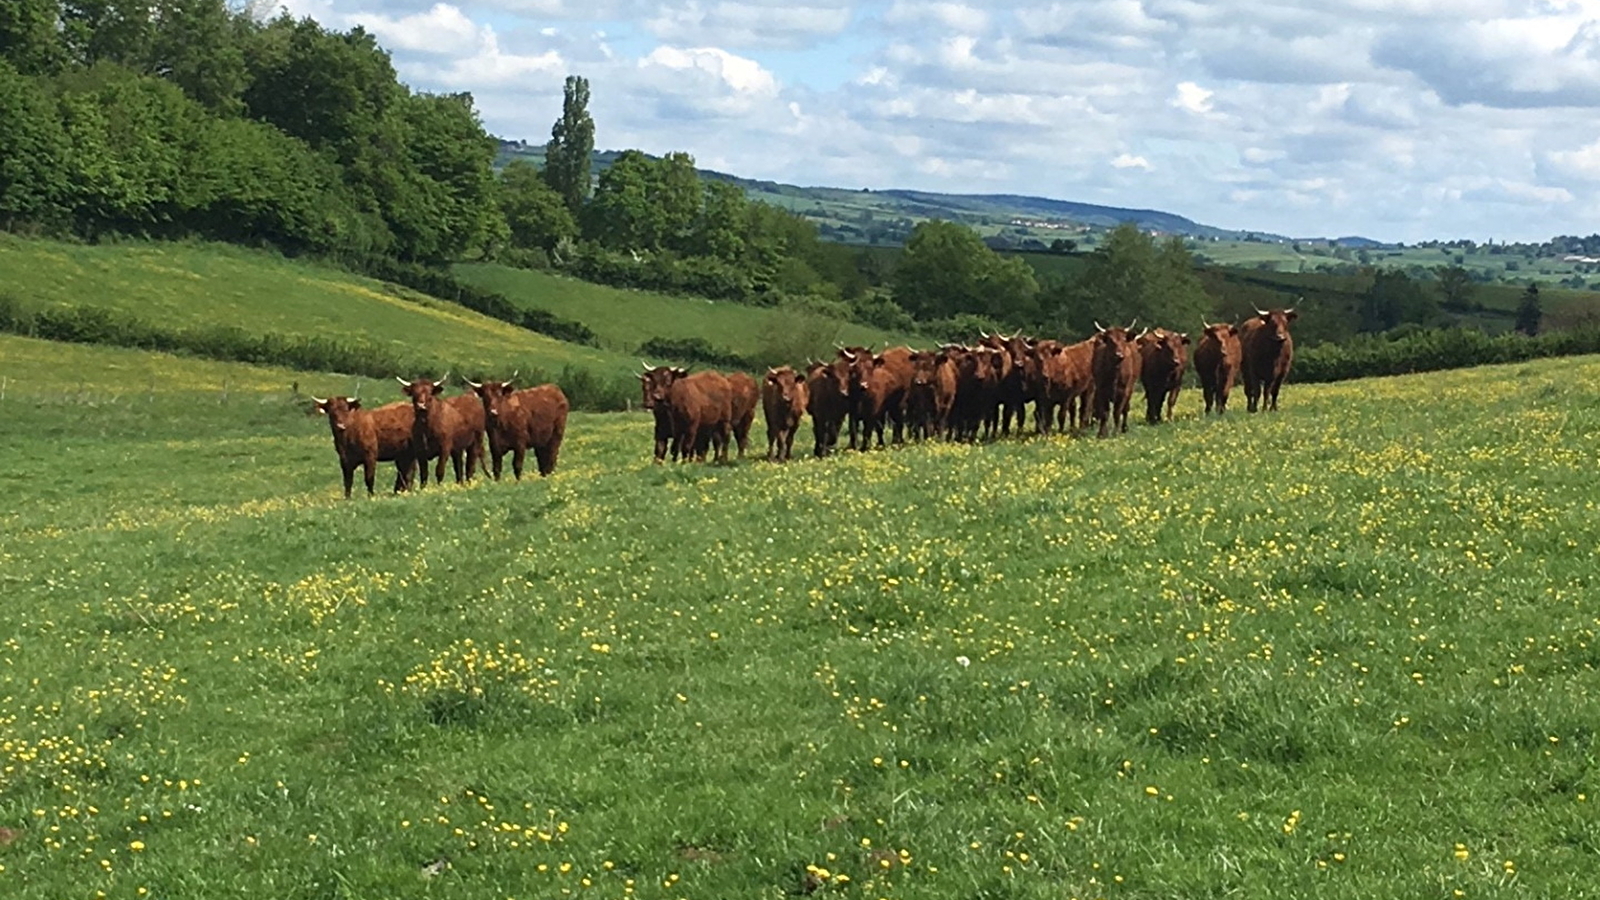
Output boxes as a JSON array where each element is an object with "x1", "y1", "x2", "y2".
[
  {"x1": 313, "y1": 395, "x2": 418, "y2": 496},
  {"x1": 1195, "y1": 319, "x2": 1242, "y2": 415},
  {"x1": 467, "y1": 373, "x2": 569, "y2": 479},
  {"x1": 397, "y1": 374, "x2": 485, "y2": 485},
  {"x1": 1239, "y1": 305, "x2": 1297, "y2": 412},
  {"x1": 1091, "y1": 321, "x2": 1141, "y2": 437}
]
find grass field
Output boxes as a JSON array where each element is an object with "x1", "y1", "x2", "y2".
[
  {"x1": 454, "y1": 263, "x2": 922, "y2": 360},
  {"x1": 3, "y1": 333, "x2": 1599, "y2": 898},
  {"x1": 0, "y1": 234, "x2": 619, "y2": 374}
]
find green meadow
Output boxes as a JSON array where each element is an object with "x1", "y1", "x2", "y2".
[{"x1": 1, "y1": 327, "x2": 1598, "y2": 898}]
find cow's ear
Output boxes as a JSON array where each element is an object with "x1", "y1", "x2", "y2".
[
  {"x1": 873, "y1": 356, "x2": 885, "y2": 367},
  {"x1": 1286, "y1": 310, "x2": 1299, "y2": 321},
  {"x1": 1180, "y1": 333, "x2": 1191, "y2": 344},
  {"x1": 349, "y1": 399, "x2": 362, "y2": 410},
  {"x1": 1228, "y1": 326, "x2": 1240, "y2": 336}
]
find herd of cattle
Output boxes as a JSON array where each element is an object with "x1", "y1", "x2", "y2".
[{"x1": 311, "y1": 307, "x2": 1297, "y2": 495}]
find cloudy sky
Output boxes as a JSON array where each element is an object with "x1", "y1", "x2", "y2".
[{"x1": 274, "y1": 0, "x2": 1600, "y2": 242}]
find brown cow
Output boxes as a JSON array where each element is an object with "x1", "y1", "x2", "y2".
[
  {"x1": 668, "y1": 371, "x2": 734, "y2": 463},
  {"x1": 1035, "y1": 338, "x2": 1095, "y2": 435},
  {"x1": 727, "y1": 371, "x2": 760, "y2": 459},
  {"x1": 841, "y1": 345, "x2": 914, "y2": 450},
  {"x1": 638, "y1": 362, "x2": 687, "y2": 462},
  {"x1": 805, "y1": 358, "x2": 851, "y2": 458},
  {"x1": 313, "y1": 396, "x2": 417, "y2": 497},
  {"x1": 1194, "y1": 320, "x2": 1242, "y2": 415},
  {"x1": 399, "y1": 375, "x2": 485, "y2": 485},
  {"x1": 761, "y1": 367, "x2": 809, "y2": 462},
  {"x1": 468, "y1": 378, "x2": 569, "y2": 479},
  {"x1": 1239, "y1": 306, "x2": 1297, "y2": 412},
  {"x1": 1137, "y1": 328, "x2": 1190, "y2": 425},
  {"x1": 1091, "y1": 322, "x2": 1141, "y2": 437},
  {"x1": 951, "y1": 345, "x2": 1002, "y2": 442},
  {"x1": 980, "y1": 331, "x2": 1034, "y2": 436},
  {"x1": 906, "y1": 349, "x2": 958, "y2": 441}
]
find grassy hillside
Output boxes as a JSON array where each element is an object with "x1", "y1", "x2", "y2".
[
  {"x1": 455, "y1": 263, "x2": 923, "y2": 360},
  {"x1": 0, "y1": 234, "x2": 617, "y2": 375},
  {"x1": 3, "y1": 341, "x2": 1598, "y2": 898}
]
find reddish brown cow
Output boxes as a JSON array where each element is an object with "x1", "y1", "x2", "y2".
[
  {"x1": 727, "y1": 371, "x2": 760, "y2": 459},
  {"x1": 638, "y1": 362, "x2": 687, "y2": 461},
  {"x1": 469, "y1": 378, "x2": 569, "y2": 479},
  {"x1": 841, "y1": 345, "x2": 914, "y2": 450},
  {"x1": 805, "y1": 358, "x2": 851, "y2": 458},
  {"x1": 1035, "y1": 338, "x2": 1095, "y2": 434},
  {"x1": 1239, "y1": 306, "x2": 1297, "y2": 412},
  {"x1": 1091, "y1": 323, "x2": 1141, "y2": 437},
  {"x1": 399, "y1": 375, "x2": 485, "y2": 485},
  {"x1": 906, "y1": 349, "x2": 958, "y2": 441},
  {"x1": 1194, "y1": 321, "x2": 1242, "y2": 415},
  {"x1": 668, "y1": 371, "x2": 734, "y2": 463},
  {"x1": 1137, "y1": 328, "x2": 1190, "y2": 424},
  {"x1": 761, "y1": 367, "x2": 809, "y2": 462},
  {"x1": 313, "y1": 396, "x2": 417, "y2": 497}
]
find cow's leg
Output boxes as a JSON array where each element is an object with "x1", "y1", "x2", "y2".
[
  {"x1": 1168, "y1": 386, "x2": 1180, "y2": 421},
  {"x1": 342, "y1": 462, "x2": 356, "y2": 498},
  {"x1": 512, "y1": 447, "x2": 527, "y2": 480}
]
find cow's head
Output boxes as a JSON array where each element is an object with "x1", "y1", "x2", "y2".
[
  {"x1": 398, "y1": 374, "x2": 448, "y2": 418},
  {"x1": 1093, "y1": 321, "x2": 1139, "y2": 363},
  {"x1": 313, "y1": 396, "x2": 360, "y2": 432},
  {"x1": 908, "y1": 351, "x2": 938, "y2": 387},
  {"x1": 765, "y1": 366, "x2": 804, "y2": 405},
  {"x1": 469, "y1": 378, "x2": 516, "y2": 420},
  {"x1": 1253, "y1": 306, "x2": 1298, "y2": 343},
  {"x1": 638, "y1": 362, "x2": 686, "y2": 410},
  {"x1": 1201, "y1": 320, "x2": 1240, "y2": 343},
  {"x1": 806, "y1": 358, "x2": 852, "y2": 400},
  {"x1": 1139, "y1": 328, "x2": 1189, "y2": 365},
  {"x1": 840, "y1": 348, "x2": 882, "y2": 395}
]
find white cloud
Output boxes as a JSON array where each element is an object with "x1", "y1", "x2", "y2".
[
  {"x1": 883, "y1": 1, "x2": 990, "y2": 33},
  {"x1": 1172, "y1": 81, "x2": 1213, "y2": 114},
  {"x1": 350, "y1": 3, "x2": 480, "y2": 55},
  {"x1": 640, "y1": 45, "x2": 779, "y2": 96},
  {"x1": 1543, "y1": 138, "x2": 1600, "y2": 183},
  {"x1": 1111, "y1": 153, "x2": 1151, "y2": 170},
  {"x1": 643, "y1": 2, "x2": 852, "y2": 48}
]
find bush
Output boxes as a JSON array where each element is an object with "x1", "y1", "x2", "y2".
[
  {"x1": 1294, "y1": 326, "x2": 1600, "y2": 383},
  {"x1": 636, "y1": 336, "x2": 753, "y2": 370},
  {"x1": 351, "y1": 256, "x2": 599, "y2": 347}
]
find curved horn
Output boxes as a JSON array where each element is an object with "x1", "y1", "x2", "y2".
[
  {"x1": 1201, "y1": 316, "x2": 1212, "y2": 329},
  {"x1": 1285, "y1": 306, "x2": 1297, "y2": 315},
  {"x1": 1254, "y1": 307, "x2": 1268, "y2": 316},
  {"x1": 1011, "y1": 329, "x2": 1022, "y2": 339},
  {"x1": 311, "y1": 395, "x2": 326, "y2": 405},
  {"x1": 433, "y1": 373, "x2": 449, "y2": 389},
  {"x1": 1138, "y1": 327, "x2": 1150, "y2": 338},
  {"x1": 640, "y1": 359, "x2": 654, "y2": 372},
  {"x1": 1093, "y1": 320, "x2": 1106, "y2": 332},
  {"x1": 509, "y1": 369, "x2": 519, "y2": 382},
  {"x1": 395, "y1": 376, "x2": 410, "y2": 388},
  {"x1": 1126, "y1": 318, "x2": 1138, "y2": 332},
  {"x1": 465, "y1": 378, "x2": 482, "y2": 390}
]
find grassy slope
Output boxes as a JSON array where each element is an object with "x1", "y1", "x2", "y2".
[
  {"x1": 454, "y1": 263, "x2": 922, "y2": 359},
  {"x1": 3, "y1": 340, "x2": 1599, "y2": 899},
  {"x1": 1, "y1": 234, "x2": 618, "y2": 374}
]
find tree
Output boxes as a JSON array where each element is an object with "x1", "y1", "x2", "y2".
[
  {"x1": 1434, "y1": 265, "x2": 1474, "y2": 310},
  {"x1": 583, "y1": 149, "x2": 660, "y2": 252},
  {"x1": 0, "y1": 59, "x2": 70, "y2": 226},
  {"x1": 544, "y1": 74, "x2": 593, "y2": 214},
  {"x1": 891, "y1": 220, "x2": 1038, "y2": 323},
  {"x1": 1066, "y1": 224, "x2": 1208, "y2": 335},
  {"x1": 499, "y1": 158, "x2": 574, "y2": 251},
  {"x1": 0, "y1": 0, "x2": 63, "y2": 74},
  {"x1": 145, "y1": 0, "x2": 249, "y2": 113},
  {"x1": 1515, "y1": 282, "x2": 1542, "y2": 336},
  {"x1": 1358, "y1": 269, "x2": 1435, "y2": 333}
]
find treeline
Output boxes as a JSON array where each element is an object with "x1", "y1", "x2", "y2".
[{"x1": 1, "y1": 2, "x2": 500, "y2": 263}]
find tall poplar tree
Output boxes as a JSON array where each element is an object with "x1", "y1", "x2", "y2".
[{"x1": 544, "y1": 74, "x2": 594, "y2": 214}]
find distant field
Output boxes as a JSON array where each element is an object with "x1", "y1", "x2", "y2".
[
  {"x1": 3, "y1": 347, "x2": 1599, "y2": 898},
  {"x1": 1, "y1": 234, "x2": 620, "y2": 374},
  {"x1": 455, "y1": 263, "x2": 923, "y2": 360}
]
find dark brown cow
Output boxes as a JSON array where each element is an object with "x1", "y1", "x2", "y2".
[
  {"x1": 951, "y1": 345, "x2": 1002, "y2": 442},
  {"x1": 399, "y1": 375, "x2": 484, "y2": 485},
  {"x1": 1035, "y1": 338, "x2": 1095, "y2": 434},
  {"x1": 727, "y1": 371, "x2": 760, "y2": 459},
  {"x1": 980, "y1": 331, "x2": 1034, "y2": 436},
  {"x1": 841, "y1": 345, "x2": 914, "y2": 450},
  {"x1": 638, "y1": 362, "x2": 687, "y2": 461},
  {"x1": 668, "y1": 371, "x2": 734, "y2": 463},
  {"x1": 1091, "y1": 322, "x2": 1140, "y2": 437},
  {"x1": 1137, "y1": 328, "x2": 1190, "y2": 425},
  {"x1": 906, "y1": 349, "x2": 958, "y2": 441},
  {"x1": 1194, "y1": 320, "x2": 1242, "y2": 415},
  {"x1": 1239, "y1": 306, "x2": 1297, "y2": 412},
  {"x1": 468, "y1": 378, "x2": 569, "y2": 479},
  {"x1": 805, "y1": 358, "x2": 851, "y2": 458},
  {"x1": 761, "y1": 367, "x2": 809, "y2": 462},
  {"x1": 313, "y1": 396, "x2": 417, "y2": 497}
]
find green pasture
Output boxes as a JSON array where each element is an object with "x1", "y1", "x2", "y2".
[
  {"x1": 2, "y1": 334, "x2": 1598, "y2": 898},
  {"x1": 454, "y1": 263, "x2": 922, "y2": 358},
  {"x1": 0, "y1": 234, "x2": 619, "y2": 374}
]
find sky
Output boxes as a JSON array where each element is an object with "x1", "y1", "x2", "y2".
[{"x1": 270, "y1": 0, "x2": 1600, "y2": 243}]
